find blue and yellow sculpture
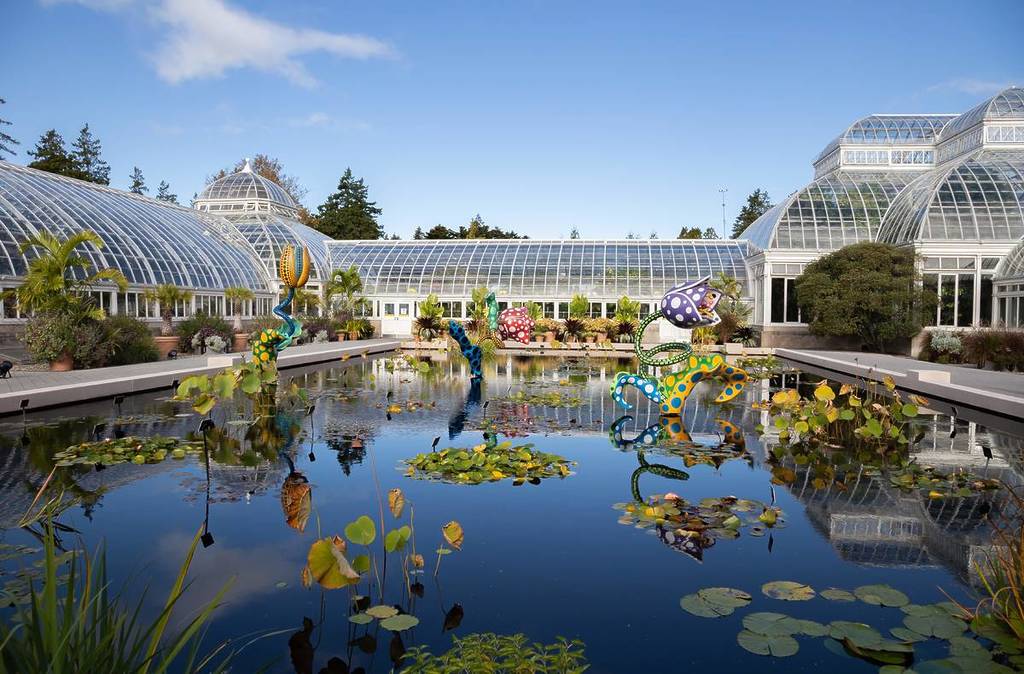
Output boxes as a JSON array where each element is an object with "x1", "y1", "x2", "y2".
[
  {"x1": 611, "y1": 276, "x2": 748, "y2": 414},
  {"x1": 252, "y1": 244, "x2": 310, "y2": 366},
  {"x1": 449, "y1": 291, "x2": 536, "y2": 379}
]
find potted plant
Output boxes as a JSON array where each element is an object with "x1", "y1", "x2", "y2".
[
  {"x1": 562, "y1": 317, "x2": 586, "y2": 343},
  {"x1": 344, "y1": 318, "x2": 363, "y2": 341},
  {"x1": 144, "y1": 284, "x2": 194, "y2": 358},
  {"x1": 588, "y1": 317, "x2": 615, "y2": 343},
  {"x1": 224, "y1": 286, "x2": 255, "y2": 352},
  {"x1": 415, "y1": 294, "x2": 445, "y2": 342}
]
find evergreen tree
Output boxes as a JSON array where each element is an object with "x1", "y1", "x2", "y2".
[
  {"x1": 128, "y1": 166, "x2": 147, "y2": 195},
  {"x1": 27, "y1": 129, "x2": 75, "y2": 176},
  {"x1": 702, "y1": 227, "x2": 719, "y2": 239},
  {"x1": 731, "y1": 188, "x2": 772, "y2": 238},
  {"x1": 412, "y1": 226, "x2": 425, "y2": 240},
  {"x1": 70, "y1": 124, "x2": 110, "y2": 184},
  {"x1": 156, "y1": 180, "x2": 178, "y2": 204},
  {"x1": 424, "y1": 224, "x2": 457, "y2": 239},
  {"x1": 569, "y1": 227, "x2": 580, "y2": 239},
  {"x1": 0, "y1": 98, "x2": 18, "y2": 159},
  {"x1": 456, "y1": 214, "x2": 524, "y2": 239},
  {"x1": 677, "y1": 226, "x2": 703, "y2": 239},
  {"x1": 315, "y1": 168, "x2": 383, "y2": 239}
]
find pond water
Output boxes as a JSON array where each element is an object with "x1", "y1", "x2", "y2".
[{"x1": 1, "y1": 353, "x2": 1022, "y2": 673}]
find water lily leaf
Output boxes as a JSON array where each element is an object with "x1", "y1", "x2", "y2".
[
  {"x1": 307, "y1": 536, "x2": 360, "y2": 589},
  {"x1": 890, "y1": 626, "x2": 928, "y2": 642},
  {"x1": 736, "y1": 630, "x2": 798, "y2": 657},
  {"x1": 948, "y1": 636, "x2": 988, "y2": 657},
  {"x1": 345, "y1": 515, "x2": 377, "y2": 546},
  {"x1": 680, "y1": 593, "x2": 731, "y2": 618},
  {"x1": 762, "y1": 580, "x2": 815, "y2": 601},
  {"x1": 384, "y1": 526, "x2": 411, "y2": 553},
  {"x1": 388, "y1": 488, "x2": 405, "y2": 518},
  {"x1": 854, "y1": 584, "x2": 910, "y2": 607},
  {"x1": 352, "y1": 554, "x2": 370, "y2": 573},
  {"x1": 742, "y1": 612, "x2": 797, "y2": 636},
  {"x1": 380, "y1": 614, "x2": 419, "y2": 632},
  {"x1": 349, "y1": 613, "x2": 373, "y2": 625},
  {"x1": 904, "y1": 612, "x2": 966, "y2": 639},
  {"x1": 795, "y1": 619, "x2": 828, "y2": 637},
  {"x1": 366, "y1": 605, "x2": 398, "y2": 619},
  {"x1": 814, "y1": 384, "x2": 836, "y2": 402},
  {"x1": 821, "y1": 588, "x2": 856, "y2": 602},
  {"x1": 442, "y1": 521, "x2": 464, "y2": 550},
  {"x1": 698, "y1": 587, "x2": 752, "y2": 610}
]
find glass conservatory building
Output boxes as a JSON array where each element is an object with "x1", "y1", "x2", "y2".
[
  {"x1": 746, "y1": 86, "x2": 1024, "y2": 345},
  {"x1": 0, "y1": 160, "x2": 277, "y2": 322}
]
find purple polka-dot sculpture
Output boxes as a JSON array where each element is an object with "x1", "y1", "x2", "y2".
[{"x1": 660, "y1": 276, "x2": 723, "y2": 329}]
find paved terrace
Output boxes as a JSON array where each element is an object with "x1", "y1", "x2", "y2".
[
  {"x1": 777, "y1": 349, "x2": 1024, "y2": 420},
  {"x1": 0, "y1": 339, "x2": 399, "y2": 415}
]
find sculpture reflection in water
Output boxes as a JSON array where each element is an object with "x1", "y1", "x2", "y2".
[
  {"x1": 448, "y1": 379, "x2": 482, "y2": 440},
  {"x1": 611, "y1": 278, "x2": 749, "y2": 415},
  {"x1": 609, "y1": 415, "x2": 778, "y2": 562}
]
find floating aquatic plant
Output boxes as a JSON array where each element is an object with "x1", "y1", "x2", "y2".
[
  {"x1": 51, "y1": 436, "x2": 203, "y2": 466},
  {"x1": 403, "y1": 441, "x2": 574, "y2": 486},
  {"x1": 495, "y1": 389, "x2": 584, "y2": 408},
  {"x1": 402, "y1": 633, "x2": 588, "y2": 672}
]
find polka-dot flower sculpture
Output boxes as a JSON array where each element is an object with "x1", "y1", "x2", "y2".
[
  {"x1": 497, "y1": 306, "x2": 535, "y2": 345},
  {"x1": 609, "y1": 276, "x2": 748, "y2": 415}
]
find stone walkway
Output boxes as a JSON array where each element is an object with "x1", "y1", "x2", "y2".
[
  {"x1": 0, "y1": 339, "x2": 399, "y2": 415},
  {"x1": 777, "y1": 349, "x2": 1024, "y2": 419}
]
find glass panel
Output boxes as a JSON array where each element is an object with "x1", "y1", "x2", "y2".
[
  {"x1": 771, "y1": 277, "x2": 785, "y2": 323},
  {"x1": 785, "y1": 278, "x2": 799, "y2": 323},
  {"x1": 923, "y1": 274, "x2": 938, "y2": 326},
  {"x1": 980, "y1": 277, "x2": 993, "y2": 326},
  {"x1": 957, "y1": 273, "x2": 974, "y2": 326},
  {"x1": 939, "y1": 275, "x2": 956, "y2": 326}
]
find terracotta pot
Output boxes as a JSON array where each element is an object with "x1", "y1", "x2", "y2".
[
  {"x1": 49, "y1": 352, "x2": 74, "y2": 372},
  {"x1": 154, "y1": 335, "x2": 180, "y2": 359},
  {"x1": 597, "y1": 332, "x2": 607, "y2": 342},
  {"x1": 534, "y1": 335, "x2": 544, "y2": 343},
  {"x1": 544, "y1": 332, "x2": 555, "y2": 342},
  {"x1": 585, "y1": 335, "x2": 596, "y2": 344},
  {"x1": 348, "y1": 331, "x2": 359, "y2": 341},
  {"x1": 233, "y1": 332, "x2": 250, "y2": 353},
  {"x1": 337, "y1": 333, "x2": 347, "y2": 341}
]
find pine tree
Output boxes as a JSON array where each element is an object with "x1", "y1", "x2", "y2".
[
  {"x1": 156, "y1": 180, "x2": 178, "y2": 204},
  {"x1": 315, "y1": 168, "x2": 383, "y2": 239},
  {"x1": 128, "y1": 166, "x2": 147, "y2": 195},
  {"x1": 677, "y1": 226, "x2": 703, "y2": 239},
  {"x1": 27, "y1": 129, "x2": 75, "y2": 176},
  {"x1": 731, "y1": 188, "x2": 772, "y2": 238},
  {"x1": 569, "y1": 227, "x2": 580, "y2": 239},
  {"x1": 0, "y1": 98, "x2": 18, "y2": 159},
  {"x1": 424, "y1": 225, "x2": 456, "y2": 239},
  {"x1": 71, "y1": 124, "x2": 110, "y2": 184},
  {"x1": 702, "y1": 227, "x2": 719, "y2": 239},
  {"x1": 413, "y1": 226, "x2": 424, "y2": 240}
]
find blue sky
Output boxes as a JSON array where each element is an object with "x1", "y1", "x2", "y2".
[{"x1": 2, "y1": 0, "x2": 1022, "y2": 239}]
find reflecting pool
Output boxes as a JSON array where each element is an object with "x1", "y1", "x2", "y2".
[{"x1": 0, "y1": 354, "x2": 1021, "y2": 672}]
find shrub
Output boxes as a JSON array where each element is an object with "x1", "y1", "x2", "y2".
[
  {"x1": 928, "y1": 330, "x2": 962, "y2": 363},
  {"x1": 533, "y1": 318, "x2": 561, "y2": 337},
  {"x1": 795, "y1": 242, "x2": 936, "y2": 352},
  {"x1": 587, "y1": 317, "x2": 616, "y2": 339},
  {"x1": 562, "y1": 317, "x2": 586, "y2": 341},
  {"x1": 614, "y1": 317, "x2": 638, "y2": 343},
  {"x1": 24, "y1": 310, "x2": 114, "y2": 367},
  {"x1": 614, "y1": 296, "x2": 641, "y2": 322},
  {"x1": 299, "y1": 316, "x2": 335, "y2": 343},
  {"x1": 105, "y1": 315, "x2": 158, "y2": 366},
  {"x1": 568, "y1": 294, "x2": 590, "y2": 319},
  {"x1": 963, "y1": 328, "x2": 1024, "y2": 371},
  {"x1": 176, "y1": 312, "x2": 232, "y2": 354}
]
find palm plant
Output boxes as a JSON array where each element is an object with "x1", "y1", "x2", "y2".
[
  {"x1": 614, "y1": 295, "x2": 641, "y2": 322},
  {"x1": 288, "y1": 288, "x2": 321, "y2": 315},
  {"x1": 710, "y1": 272, "x2": 751, "y2": 343},
  {"x1": 324, "y1": 265, "x2": 367, "y2": 322},
  {"x1": 16, "y1": 229, "x2": 127, "y2": 318},
  {"x1": 144, "y1": 284, "x2": 193, "y2": 336},
  {"x1": 415, "y1": 294, "x2": 445, "y2": 340},
  {"x1": 223, "y1": 286, "x2": 254, "y2": 332},
  {"x1": 568, "y1": 294, "x2": 590, "y2": 319}
]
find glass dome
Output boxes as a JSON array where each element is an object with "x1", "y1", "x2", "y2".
[
  {"x1": 939, "y1": 87, "x2": 1024, "y2": 141},
  {"x1": 196, "y1": 160, "x2": 298, "y2": 214},
  {"x1": 230, "y1": 213, "x2": 332, "y2": 285},
  {"x1": 876, "y1": 150, "x2": 1024, "y2": 245},
  {"x1": 0, "y1": 161, "x2": 273, "y2": 292},
  {"x1": 743, "y1": 172, "x2": 912, "y2": 250},
  {"x1": 994, "y1": 237, "x2": 1024, "y2": 282},
  {"x1": 328, "y1": 240, "x2": 751, "y2": 299},
  {"x1": 815, "y1": 115, "x2": 955, "y2": 164}
]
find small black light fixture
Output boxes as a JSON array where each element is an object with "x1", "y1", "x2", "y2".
[
  {"x1": 0, "y1": 360, "x2": 13, "y2": 378},
  {"x1": 431, "y1": 436, "x2": 440, "y2": 451},
  {"x1": 198, "y1": 418, "x2": 216, "y2": 433},
  {"x1": 167, "y1": 350, "x2": 178, "y2": 360},
  {"x1": 304, "y1": 404, "x2": 315, "y2": 417},
  {"x1": 201, "y1": 531, "x2": 215, "y2": 548},
  {"x1": 113, "y1": 395, "x2": 125, "y2": 416},
  {"x1": 92, "y1": 423, "x2": 106, "y2": 440}
]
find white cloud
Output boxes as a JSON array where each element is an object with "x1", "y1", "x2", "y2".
[
  {"x1": 150, "y1": 0, "x2": 393, "y2": 87},
  {"x1": 290, "y1": 111, "x2": 332, "y2": 128},
  {"x1": 927, "y1": 78, "x2": 1016, "y2": 97},
  {"x1": 288, "y1": 112, "x2": 371, "y2": 132}
]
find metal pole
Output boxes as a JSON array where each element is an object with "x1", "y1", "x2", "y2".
[{"x1": 719, "y1": 188, "x2": 728, "y2": 238}]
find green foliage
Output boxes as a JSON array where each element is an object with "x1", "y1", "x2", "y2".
[
  {"x1": 144, "y1": 284, "x2": 194, "y2": 335},
  {"x1": 128, "y1": 166, "x2": 147, "y2": 195},
  {"x1": 50, "y1": 436, "x2": 202, "y2": 467},
  {"x1": 105, "y1": 315, "x2": 159, "y2": 365},
  {"x1": 974, "y1": 483, "x2": 1024, "y2": 646},
  {"x1": 402, "y1": 633, "x2": 588, "y2": 672},
  {"x1": 70, "y1": 124, "x2": 110, "y2": 185},
  {"x1": 315, "y1": 168, "x2": 383, "y2": 239},
  {"x1": 16, "y1": 229, "x2": 127, "y2": 317},
  {"x1": 731, "y1": 188, "x2": 772, "y2": 238},
  {"x1": 155, "y1": 180, "x2": 177, "y2": 204},
  {"x1": 418, "y1": 214, "x2": 524, "y2": 240},
  {"x1": 568, "y1": 293, "x2": 589, "y2": 319},
  {"x1": 24, "y1": 310, "x2": 113, "y2": 368},
  {"x1": 174, "y1": 359, "x2": 291, "y2": 415},
  {"x1": 794, "y1": 243, "x2": 936, "y2": 352},
  {"x1": 0, "y1": 521, "x2": 235, "y2": 674},
  {"x1": 962, "y1": 328, "x2": 1024, "y2": 371},
  {"x1": 404, "y1": 440, "x2": 574, "y2": 485},
  {"x1": 27, "y1": 129, "x2": 76, "y2": 176},
  {"x1": 0, "y1": 97, "x2": 17, "y2": 158},
  {"x1": 678, "y1": 226, "x2": 719, "y2": 239},
  {"x1": 524, "y1": 300, "x2": 543, "y2": 321},
  {"x1": 710, "y1": 272, "x2": 751, "y2": 344},
  {"x1": 175, "y1": 312, "x2": 232, "y2": 353},
  {"x1": 561, "y1": 317, "x2": 586, "y2": 341},
  {"x1": 325, "y1": 265, "x2": 367, "y2": 322},
  {"x1": 614, "y1": 295, "x2": 640, "y2": 321}
]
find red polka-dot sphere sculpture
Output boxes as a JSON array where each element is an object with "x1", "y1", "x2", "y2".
[{"x1": 497, "y1": 306, "x2": 535, "y2": 345}]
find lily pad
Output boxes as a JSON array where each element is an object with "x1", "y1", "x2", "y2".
[
  {"x1": 742, "y1": 612, "x2": 796, "y2": 636},
  {"x1": 854, "y1": 584, "x2": 910, "y2": 607},
  {"x1": 903, "y1": 612, "x2": 966, "y2": 639},
  {"x1": 366, "y1": 605, "x2": 399, "y2": 619},
  {"x1": 680, "y1": 593, "x2": 733, "y2": 618},
  {"x1": 380, "y1": 614, "x2": 420, "y2": 632},
  {"x1": 820, "y1": 588, "x2": 856, "y2": 602},
  {"x1": 698, "y1": 587, "x2": 752, "y2": 610},
  {"x1": 349, "y1": 613, "x2": 373, "y2": 625},
  {"x1": 762, "y1": 580, "x2": 815, "y2": 601},
  {"x1": 736, "y1": 629, "x2": 798, "y2": 657},
  {"x1": 891, "y1": 627, "x2": 929, "y2": 643},
  {"x1": 345, "y1": 516, "x2": 377, "y2": 546}
]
